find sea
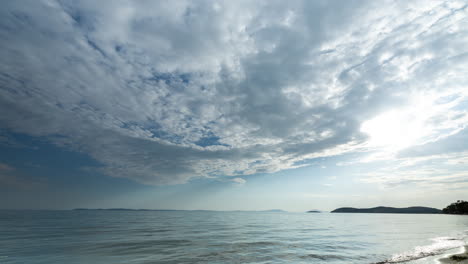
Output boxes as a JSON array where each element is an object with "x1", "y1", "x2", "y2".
[{"x1": 0, "y1": 210, "x2": 467, "y2": 264}]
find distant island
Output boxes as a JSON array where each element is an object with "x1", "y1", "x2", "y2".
[
  {"x1": 73, "y1": 202, "x2": 468, "y2": 215},
  {"x1": 331, "y1": 206, "x2": 442, "y2": 214},
  {"x1": 73, "y1": 208, "x2": 287, "y2": 212},
  {"x1": 74, "y1": 208, "x2": 188, "y2": 211},
  {"x1": 332, "y1": 201, "x2": 468, "y2": 215},
  {"x1": 260, "y1": 209, "x2": 286, "y2": 212}
]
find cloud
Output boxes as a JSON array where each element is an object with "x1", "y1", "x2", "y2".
[
  {"x1": 398, "y1": 127, "x2": 468, "y2": 158},
  {"x1": 231, "y1": 177, "x2": 246, "y2": 185},
  {"x1": 0, "y1": 0, "x2": 467, "y2": 185},
  {"x1": 358, "y1": 150, "x2": 468, "y2": 191}
]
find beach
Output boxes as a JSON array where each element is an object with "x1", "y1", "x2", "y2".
[{"x1": 439, "y1": 246, "x2": 468, "y2": 264}]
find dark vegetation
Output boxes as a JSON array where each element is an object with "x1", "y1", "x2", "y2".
[{"x1": 442, "y1": 200, "x2": 468, "y2": 215}]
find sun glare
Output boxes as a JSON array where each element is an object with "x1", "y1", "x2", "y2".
[
  {"x1": 360, "y1": 108, "x2": 427, "y2": 150},
  {"x1": 361, "y1": 111, "x2": 422, "y2": 149}
]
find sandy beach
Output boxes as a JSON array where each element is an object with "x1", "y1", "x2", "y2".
[{"x1": 439, "y1": 246, "x2": 468, "y2": 264}]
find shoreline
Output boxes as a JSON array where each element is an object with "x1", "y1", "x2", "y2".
[{"x1": 439, "y1": 246, "x2": 468, "y2": 264}]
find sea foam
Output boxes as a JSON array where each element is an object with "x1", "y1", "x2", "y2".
[{"x1": 382, "y1": 236, "x2": 466, "y2": 263}]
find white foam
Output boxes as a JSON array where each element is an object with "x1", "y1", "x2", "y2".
[{"x1": 385, "y1": 237, "x2": 466, "y2": 263}]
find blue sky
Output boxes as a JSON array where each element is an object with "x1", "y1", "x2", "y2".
[{"x1": 1, "y1": 0, "x2": 467, "y2": 211}]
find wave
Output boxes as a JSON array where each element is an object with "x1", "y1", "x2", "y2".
[
  {"x1": 375, "y1": 236, "x2": 466, "y2": 263},
  {"x1": 438, "y1": 246, "x2": 468, "y2": 264}
]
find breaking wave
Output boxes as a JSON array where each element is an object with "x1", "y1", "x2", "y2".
[{"x1": 375, "y1": 235, "x2": 467, "y2": 263}]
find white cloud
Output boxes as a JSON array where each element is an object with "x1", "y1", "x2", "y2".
[
  {"x1": 231, "y1": 177, "x2": 246, "y2": 185},
  {"x1": 0, "y1": 0, "x2": 467, "y2": 185}
]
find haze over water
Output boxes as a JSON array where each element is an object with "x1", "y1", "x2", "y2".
[{"x1": 1, "y1": 210, "x2": 467, "y2": 264}]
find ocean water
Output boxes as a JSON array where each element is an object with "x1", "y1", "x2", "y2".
[{"x1": 0, "y1": 210, "x2": 467, "y2": 264}]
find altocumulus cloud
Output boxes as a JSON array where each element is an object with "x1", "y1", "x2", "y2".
[{"x1": 0, "y1": 0, "x2": 467, "y2": 185}]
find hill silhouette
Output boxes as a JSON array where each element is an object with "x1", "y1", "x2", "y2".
[{"x1": 331, "y1": 206, "x2": 441, "y2": 214}]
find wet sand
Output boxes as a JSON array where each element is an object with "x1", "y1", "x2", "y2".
[{"x1": 439, "y1": 246, "x2": 468, "y2": 264}]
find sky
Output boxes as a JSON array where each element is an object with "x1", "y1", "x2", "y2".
[{"x1": 0, "y1": 0, "x2": 467, "y2": 211}]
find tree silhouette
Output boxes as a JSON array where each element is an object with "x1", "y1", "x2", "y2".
[{"x1": 442, "y1": 200, "x2": 468, "y2": 214}]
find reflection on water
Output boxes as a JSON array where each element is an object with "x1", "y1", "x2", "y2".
[{"x1": 0, "y1": 210, "x2": 467, "y2": 263}]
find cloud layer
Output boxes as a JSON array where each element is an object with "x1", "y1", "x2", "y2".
[{"x1": 0, "y1": 0, "x2": 467, "y2": 185}]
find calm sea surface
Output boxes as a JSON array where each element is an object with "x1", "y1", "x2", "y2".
[{"x1": 0, "y1": 210, "x2": 467, "y2": 264}]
